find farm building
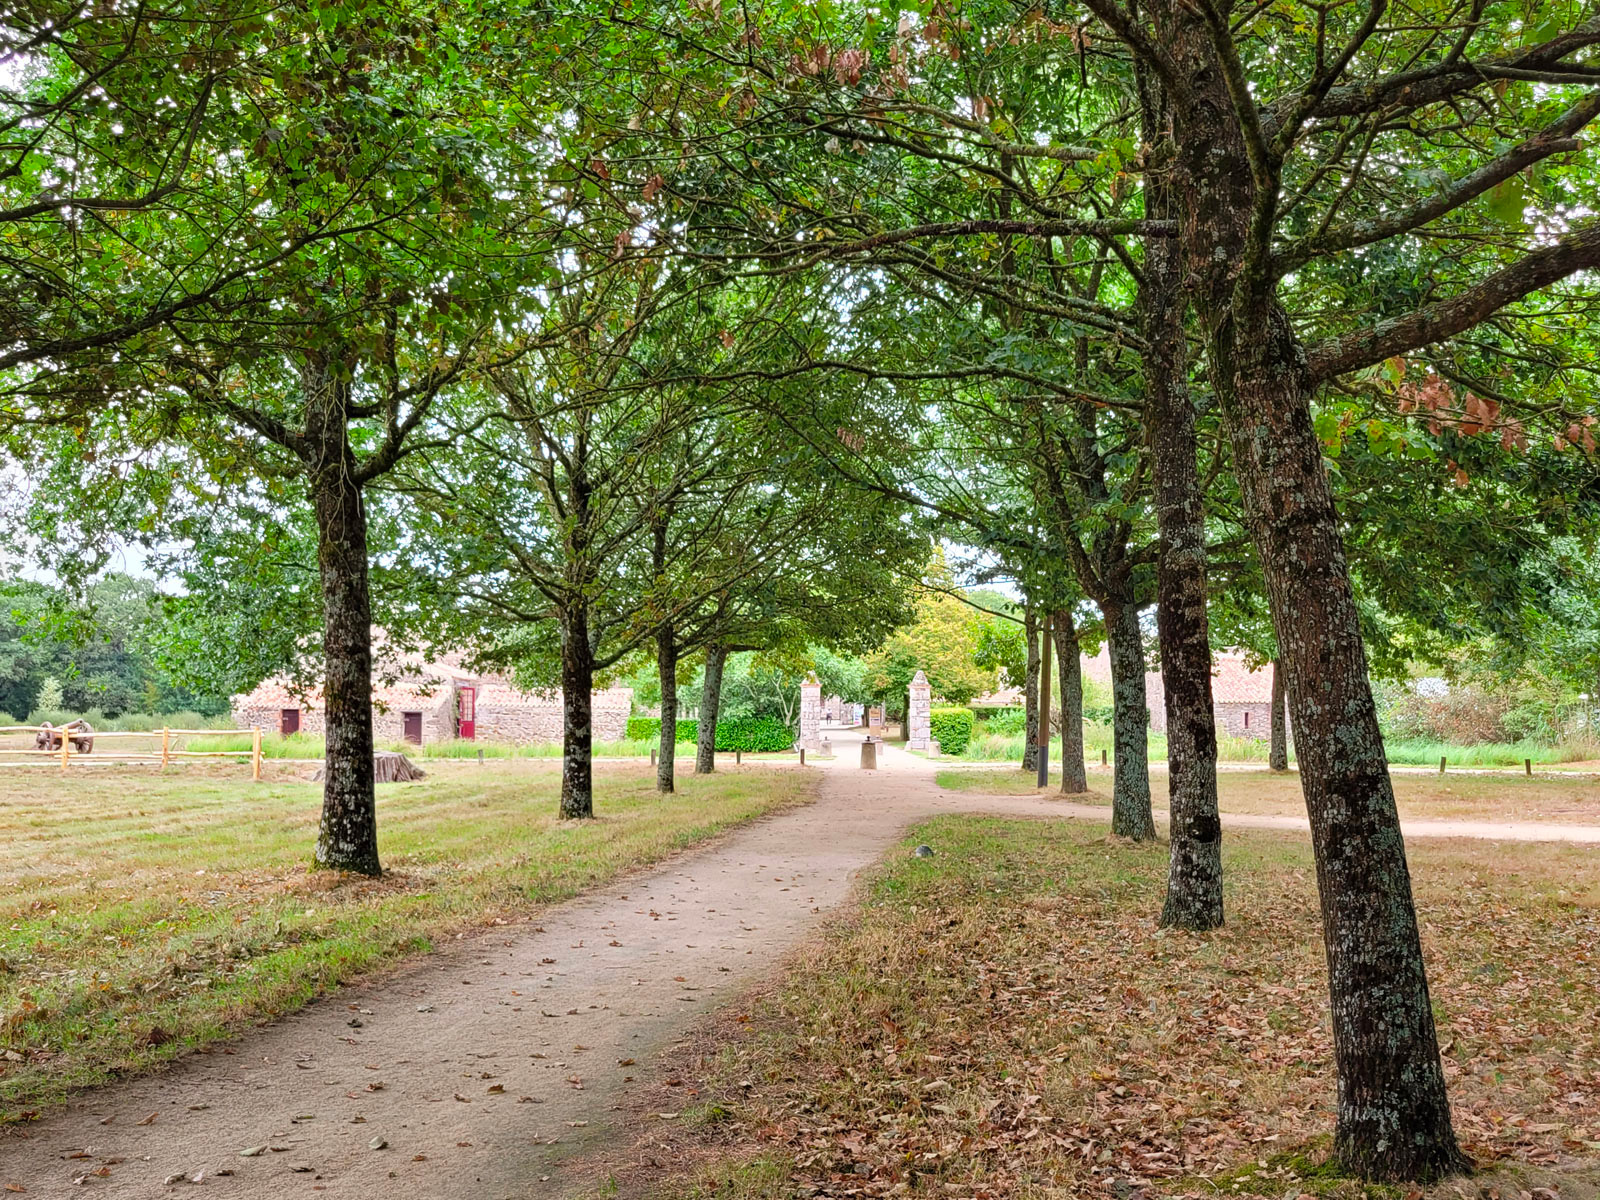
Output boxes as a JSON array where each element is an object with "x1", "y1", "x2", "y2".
[
  {"x1": 232, "y1": 654, "x2": 632, "y2": 747},
  {"x1": 1082, "y1": 648, "x2": 1279, "y2": 739},
  {"x1": 968, "y1": 647, "x2": 1282, "y2": 742}
]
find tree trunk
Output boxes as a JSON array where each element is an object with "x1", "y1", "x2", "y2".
[
  {"x1": 1143, "y1": 0, "x2": 1467, "y2": 1168},
  {"x1": 1143, "y1": 145, "x2": 1223, "y2": 929},
  {"x1": 1053, "y1": 609, "x2": 1088, "y2": 793},
  {"x1": 1270, "y1": 662, "x2": 1290, "y2": 771},
  {"x1": 696, "y1": 643, "x2": 726, "y2": 774},
  {"x1": 305, "y1": 371, "x2": 380, "y2": 877},
  {"x1": 1224, "y1": 310, "x2": 1466, "y2": 1179},
  {"x1": 1104, "y1": 601, "x2": 1155, "y2": 840},
  {"x1": 1022, "y1": 605, "x2": 1040, "y2": 773},
  {"x1": 656, "y1": 622, "x2": 677, "y2": 793},
  {"x1": 560, "y1": 603, "x2": 595, "y2": 819}
]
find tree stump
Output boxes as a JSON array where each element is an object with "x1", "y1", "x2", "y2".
[{"x1": 314, "y1": 751, "x2": 426, "y2": 783}]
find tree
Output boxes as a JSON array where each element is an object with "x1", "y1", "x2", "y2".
[
  {"x1": 35, "y1": 676, "x2": 64, "y2": 714},
  {"x1": 4, "y1": 1, "x2": 570, "y2": 874},
  {"x1": 864, "y1": 581, "x2": 995, "y2": 712}
]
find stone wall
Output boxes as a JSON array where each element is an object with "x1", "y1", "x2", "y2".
[
  {"x1": 373, "y1": 693, "x2": 455, "y2": 745},
  {"x1": 476, "y1": 689, "x2": 632, "y2": 744},
  {"x1": 232, "y1": 702, "x2": 326, "y2": 736},
  {"x1": 1216, "y1": 701, "x2": 1273, "y2": 741}
]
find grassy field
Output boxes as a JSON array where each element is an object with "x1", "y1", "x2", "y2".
[
  {"x1": 177, "y1": 731, "x2": 663, "y2": 759},
  {"x1": 604, "y1": 817, "x2": 1600, "y2": 1199},
  {"x1": 0, "y1": 759, "x2": 815, "y2": 1124},
  {"x1": 934, "y1": 764, "x2": 1600, "y2": 824},
  {"x1": 958, "y1": 727, "x2": 1593, "y2": 769}
]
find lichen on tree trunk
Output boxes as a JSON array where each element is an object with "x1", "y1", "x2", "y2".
[
  {"x1": 696, "y1": 644, "x2": 726, "y2": 774},
  {"x1": 1143, "y1": 148, "x2": 1223, "y2": 929},
  {"x1": 1270, "y1": 662, "x2": 1290, "y2": 772},
  {"x1": 1222, "y1": 311, "x2": 1467, "y2": 1179},
  {"x1": 1022, "y1": 605, "x2": 1040, "y2": 773},
  {"x1": 656, "y1": 621, "x2": 677, "y2": 794},
  {"x1": 1104, "y1": 601, "x2": 1155, "y2": 840},
  {"x1": 1144, "y1": 0, "x2": 1468, "y2": 1166},
  {"x1": 560, "y1": 603, "x2": 595, "y2": 820},
  {"x1": 1053, "y1": 609, "x2": 1088, "y2": 794},
  {"x1": 305, "y1": 364, "x2": 380, "y2": 877}
]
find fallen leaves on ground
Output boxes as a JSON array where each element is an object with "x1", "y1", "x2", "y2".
[{"x1": 615, "y1": 818, "x2": 1600, "y2": 1199}]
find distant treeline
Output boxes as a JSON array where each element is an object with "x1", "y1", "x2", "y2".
[{"x1": 0, "y1": 574, "x2": 230, "y2": 720}]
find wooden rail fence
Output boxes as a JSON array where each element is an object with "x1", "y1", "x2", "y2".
[{"x1": 0, "y1": 726, "x2": 265, "y2": 780}]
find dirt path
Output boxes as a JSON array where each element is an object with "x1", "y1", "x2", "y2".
[{"x1": 5, "y1": 734, "x2": 1594, "y2": 1198}]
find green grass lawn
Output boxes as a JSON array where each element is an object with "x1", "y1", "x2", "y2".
[
  {"x1": 604, "y1": 818, "x2": 1600, "y2": 1199},
  {"x1": 0, "y1": 760, "x2": 815, "y2": 1124}
]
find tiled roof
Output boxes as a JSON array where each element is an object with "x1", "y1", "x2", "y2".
[{"x1": 1209, "y1": 654, "x2": 1275, "y2": 704}]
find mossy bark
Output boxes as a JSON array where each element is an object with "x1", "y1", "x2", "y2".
[
  {"x1": 1270, "y1": 663, "x2": 1290, "y2": 772},
  {"x1": 1052, "y1": 609, "x2": 1088, "y2": 794},
  {"x1": 1021, "y1": 605, "x2": 1040, "y2": 774},
  {"x1": 560, "y1": 603, "x2": 595, "y2": 820},
  {"x1": 305, "y1": 362, "x2": 379, "y2": 877},
  {"x1": 1104, "y1": 601, "x2": 1155, "y2": 840},
  {"x1": 1150, "y1": 1, "x2": 1467, "y2": 1174},
  {"x1": 695, "y1": 644, "x2": 726, "y2": 775},
  {"x1": 656, "y1": 622, "x2": 677, "y2": 794}
]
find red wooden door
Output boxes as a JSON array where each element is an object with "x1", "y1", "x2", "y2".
[
  {"x1": 457, "y1": 686, "x2": 476, "y2": 740},
  {"x1": 280, "y1": 708, "x2": 300, "y2": 736},
  {"x1": 403, "y1": 712, "x2": 423, "y2": 745}
]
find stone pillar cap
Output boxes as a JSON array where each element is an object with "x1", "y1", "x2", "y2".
[{"x1": 910, "y1": 670, "x2": 929, "y2": 686}]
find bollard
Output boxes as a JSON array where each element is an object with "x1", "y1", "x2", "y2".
[
  {"x1": 477, "y1": 748, "x2": 484, "y2": 765},
  {"x1": 1525, "y1": 757, "x2": 1533, "y2": 776},
  {"x1": 736, "y1": 749, "x2": 742, "y2": 765},
  {"x1": 1439, "y1": 755, "x2": 1447, "y2": 774},
  {"x1": 860, "y1": 739, "x2": 877, "y2": 770},
  {"x1": 799, "y1": 747, "x2": 806, "y2": 766},
  {"x1": 1101, "y1": 749, "x2": 1108, "y2": 767},
  {"x1": 650, "y1": 747, "x2": 657, "y2": 766}
]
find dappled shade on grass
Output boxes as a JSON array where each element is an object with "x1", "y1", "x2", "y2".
[
  {"x1": 0, "y1": 761, "x2": 815, "y2": 1123},
  {"x1": 624, "y1": 817, "x2": 1600, "y2": 1198}
]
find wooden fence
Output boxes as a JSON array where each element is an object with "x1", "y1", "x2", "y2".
[{"x1": 0, "y1": 726, "x2": 265, "y2": 780}]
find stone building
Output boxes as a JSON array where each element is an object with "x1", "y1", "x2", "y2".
[
  {"x1": 1083, "y1": 648, "x2": 1278, "y2": 740},
  {"x1": 232, "y1": 655, "x2": 632, "y2": 747}
]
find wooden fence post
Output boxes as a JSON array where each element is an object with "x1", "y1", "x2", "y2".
[
  {"x1": 252, "y1": 727, "x2": 263, "y2": 782},
  {"x1": 60, "y1": 734, "x2": 70, "y2": 772},
  {"x1": 1525, "y1": 758, "x2": 1533, "y2": 777},
  {"x1": 161, "y1": 726, "x2": 171, "y2": 768},
  {"x1": 1439, "y1": 755, "x2": 1447, "y2": 774}
]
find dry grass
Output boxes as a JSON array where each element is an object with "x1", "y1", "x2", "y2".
[
  {"x1": 0, "y1": 759, "x2": 815, "y2": 1124},
  {"x1": 594, "y1": 818, "x2": 1600, "y2": 1199},
  {"x1": 935, "y1": 766, "x2": 1600, "y2": 824}
]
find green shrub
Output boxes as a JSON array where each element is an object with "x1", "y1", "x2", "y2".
[
  {"x1": 980, "y1": 707, "x2": 1026, "y2": 736},
  {"x1": 713, "y1": 716, "x2": 793, "y2": 752},
  {"x1": 929, "y1": 706, "x2": 975, "y2": 755},
  {"x1": 625, "y1": 717, "x2": 699, "y2": 743}
]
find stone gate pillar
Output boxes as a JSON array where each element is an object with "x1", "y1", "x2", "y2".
[
  {"x1": 800, "y1": 674, "x2": 823, "y2": 750},
  {"x1": 908, "y1": 670, "x2": 932, "y2": 750}
]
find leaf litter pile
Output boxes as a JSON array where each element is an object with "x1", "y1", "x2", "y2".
[{"x1": 615, "y1": 816, "x2": 1600, "y2": 1199}]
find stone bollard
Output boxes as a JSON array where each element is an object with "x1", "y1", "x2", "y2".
[
  {"x1": 860, "y1": 738, "x2": 877, "y2": 770},
  {"x1": 928, "y1": 738, "x2": 940, "y2": 758}
]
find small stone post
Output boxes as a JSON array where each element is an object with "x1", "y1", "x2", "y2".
[
  {"x1": 800, "y1": 674, "x2": 824, "y2": 751},
  {"x1": 907, "y1": 670, "x2": 932, "y2": 750}
]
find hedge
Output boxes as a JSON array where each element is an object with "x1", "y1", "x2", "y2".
[
  {"x1": 625, "y1": 717, "x2": 699, "y2": 743},
  {"x1": 929, "y1": 706, "x2": 975, "y2": 755},
  {"x1": 713, "y1": 716, "x2": 794, "y2": 753},
  {"x1": 624, "y1": 715, "x2": 793, "y2": 752}
]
